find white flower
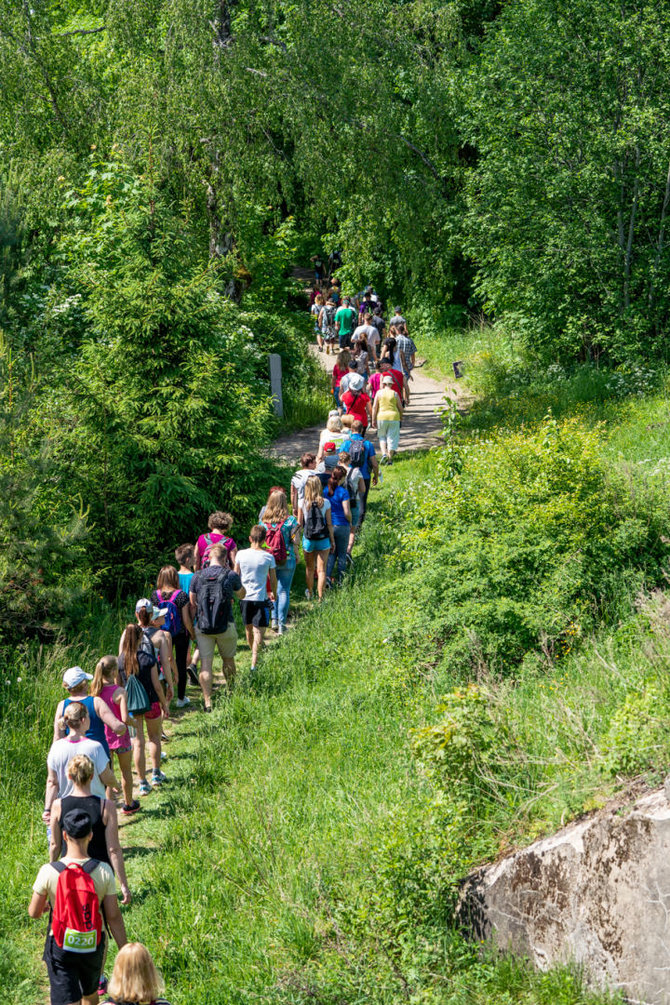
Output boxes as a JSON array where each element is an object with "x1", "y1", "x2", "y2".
[{"x1": 17, "y1": 677, "x2": 22, "y2": 682}]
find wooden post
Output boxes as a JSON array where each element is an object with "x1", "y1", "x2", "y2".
[{"x1": 269, "y1": 353, "x2": 283, "y2": 417}]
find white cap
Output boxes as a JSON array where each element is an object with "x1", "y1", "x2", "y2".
[
  {"x1": 382, "y1": 375, "x2": 394, "y2": 385},
  {"x1": 62, "y1": 666, "x2": 93, "y2": 689},
  {"x1": 135, "y1": 598, "x2": 152, "y2": 613}
]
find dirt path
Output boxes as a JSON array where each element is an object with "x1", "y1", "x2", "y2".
[{"x1": 268, "y1": 344, "x2": 461, "y2": 463}]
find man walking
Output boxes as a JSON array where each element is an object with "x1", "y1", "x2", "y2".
[
  {"x1": 335, "y1": 297, "x2": 357, "y2": 349},
  {"x1": 235, "y1": 526, "x2": 278, "y2": 675},
  {"x1": 341, "y1": 419, "x2": 379, "y2": 522}
]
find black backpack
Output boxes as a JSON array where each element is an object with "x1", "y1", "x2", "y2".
[
  {"x1": 348, "y1": 439, "x2": 367, "y2": 469},
  {"x1": 304, "y1": 502, "x2": 329, "y2": 541},
  {"x1": 196, "y1": 568, "x2": 234, "y2": 635}
]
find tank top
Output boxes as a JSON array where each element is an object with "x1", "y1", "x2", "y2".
[
  {"x1": 63, "y1": 695, "x2": 110, "y2": 757},
  {"x1": 60, "y1": 794, "x2": 109, "y2": 864},
  {"x1": 99, "y1": 684, "x2": 130, "y2": 751},
  {"x1": 376, "y1": 386, "x2": 401, "y2": 420},
  {"x1": 118, "y1": 651, "x2": 159, "y2": 705}
]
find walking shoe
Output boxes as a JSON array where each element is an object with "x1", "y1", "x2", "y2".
[
  {"x1": 138, "y1": 780, "x2": 152, "y2": 796},
  {"x1": 186, "y1": 664, "x2": 199, "y2": 686},
  {"x1": 271, "y1": 620, "x2": 278, "y2": 632},
  {"x1": 98, "y1": 975, "x2": 108, "y2": 997},
  {"x1": 278, "y1": 626, "x2": 285, "y2": 636},
  {"x1": 380, "y1": 454, "x2": 388, "y2": 465},
  {"x1": 304, "y1": 588, "x2": 312, "y2": 600},
  {"x1": 161, "y1": 731, "x2": 170, "y2": 742},
  {"x1": 151, "y1": 771, "x2": 167, "y2": 786},
  {"x1": 175, "y1": 697, "x2": 191, "y2": 708},
  {"x1": 122, "y1": 800, "x2": 141, "y2": 815}
]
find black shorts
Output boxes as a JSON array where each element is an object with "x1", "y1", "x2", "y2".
[
  {"x1": 240, "y1": 600, "x2": 271, "y2": 628},
  {"x1": 44, "y1": 933, "x2": 105, "y2": 1005}
]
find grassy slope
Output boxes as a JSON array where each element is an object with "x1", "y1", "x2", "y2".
[{"x1": 5, "y1": 328, "x2": 670, "y2": 1003}]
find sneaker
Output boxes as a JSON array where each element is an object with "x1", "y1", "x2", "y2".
[
  {"x1": 161, "y1": 751, "x2": 167, "y2": 760},
  {"x1": 271, "y1": 620, "x2": 278, "y2": 632},
  {"x1": 380, "y1": 454, "x2": 388, "y2": 465},
  {"x1": 98, "y1": 975, "x2": 108, "y2": 997},
  {"x1": 139, "y1": 780, "x2": 152, "y2": 796},
  {"x1": 304, "y1": 589, "x2": 312, "y2": 600},
  {"x1": 176, "y1": 697, "x2": 191, "y2": 708},
  {"x1": 151, "y1": 771, "x2": 167, "y2": 786},
  {"x1": 161, "y1": 731, "x2": 170, "y2": 742},
  {"x1": 204, "y1": 705, "x2": 212, "y2": 713},
  {"x1": 122, "y1": 800, "x2": 141, "y2": 815},
  {"x1": 278, "y1": 626, "x2": 285, "y2": 636},
  {"x1": 187, "y1": 664, "x2": 200, "y2": 686}
]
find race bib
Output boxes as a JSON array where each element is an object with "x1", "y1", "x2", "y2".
[{"x1": 63, "y1": 927, "x2": 97, "y2": 953}]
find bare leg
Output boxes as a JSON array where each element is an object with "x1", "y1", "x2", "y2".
[
  {"x1": 199, "y1": 655, "x2": 213, "y2": 709},
  {"x1": 145, "y1": 716, "x2": 163, "y2": 774},
  {"x1": 316, "y1": 550, "x2": 329, "y2": 600},
  {"x1": 251, "y1": 626, "x2": 266, "y2": 666},
  {"x1": 305, "y1": 551, "x2": 316, "y2": 596},
  {"x1": 116, "y1": 749, "x2": 134, "y2": 806},
  {"x1": 133, "y1": 719, "x2": 146, "y2": 783},
  {"x1": 244, "y1": 623, "x2": 254, "y2": 662},
  {"x1": 222, "y1": 656, "x2": 236, "y2": 688}
]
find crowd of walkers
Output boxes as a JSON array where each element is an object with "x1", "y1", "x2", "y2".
[{"x1": 28, "y1": 267, "x2": 418, "y2": 1005}]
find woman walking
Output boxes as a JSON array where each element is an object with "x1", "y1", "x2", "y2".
[
  {"x1": 44, "y1": 702, "x2": 119, "y2": 820},
  {"x1": 317, "y1": 412, "x2": 348, "y2": 461},
  {"x1": 90, "y1": 656, "x2": 138, "y2": 815},
  {"x1": 371, "y1": 374, "x2": 404, "y2": 464},
  {"x1": 331, "y1": 349, "x2": 350, "y2": 410},
  {"x1": 338, "y1": 449, "x2": 365, "y2": 558},
  {"x1": 118, "y1": 625, "x2": 169, "y2": 794},
  {"x1": 261, "y1": 488, "x2": 300, "y2": 634},
  {"x1": 49, "y1": 754, "x2": 132, "y2": 906},
  {"x1": 351, "y1": 335, "x2": 370, "y2": 377},
  {"x1": 298, "y1": 475, "x2": 335, "y2": 601},
  {"x1": 312, "y1": 293, "x2": 325, "y2": 351},
  {"x1": 323, "y1": 466, "x2": 353, "y2": 585},
  {"x1": 151, "y1": 567, "x2": 195, "y2": 709}
]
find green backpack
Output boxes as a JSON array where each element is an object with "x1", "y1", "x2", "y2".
[{"x1": 126, "y1": 674, "x2": 151, "y2": 715}]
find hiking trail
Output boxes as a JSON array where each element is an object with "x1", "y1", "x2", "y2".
[{"x1": 268, "y1": 344, "x2": 465, "y2": 462}]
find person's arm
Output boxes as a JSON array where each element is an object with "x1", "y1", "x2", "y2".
[
  {"x1": 99, "y1": 761, "x2": 120, "y2": 791},
  {"x1": 189, "y1": 588, "x2": 197, "y2": 622},
  {"x1": 234, "y1": 560, "x2": 241, "y2": 576},
  {"x1": 194, "y1": 541, "x2": 202, "y2": 571},
  {"x1": 228, "y1": 546, "x2": 237, "y2": 567},
  {"x1": 370, "y1": 452, "x2": 379, "y2": 486},
  {"x1": 44, "y1": 767, "x2": 59, "y2": 819},
  {"x1": 49, "y1": 800, "x2": 63, "y2": 862},
  {"x1": 28, "y1": 891, "x2": 49, "y2": 919},
  {"x1": 342, "y1": 497, "x2": 352, "y2": 525},
  {"x1": 297, "y1": 505, "x2": 305, "y2": 529},
  {"x1": 326, "y1": 508, "x2": 335, "y2": 550},
  {"x1": 268, "y1": 567, "x2": 278, "y2": 598},
  {"x1": 365, "y1": 398, "x2": 373, "y2": 424},
  {"x1": 181, "y1": 601, "x2": 195, "y2": 640},
  {"x1": 102, "y1": 893, "x2": 128, "y2": 948},
  {"x1": 114, "y1": 688, "x2": 130, "y2": 726},
  {"x1": 104, "y1": 801, "x2": 131, "y2": 905},
  {"x1": 151, "y1": 665, "x2": 170, "y2": 717},
  {"x1": 395, "y1": 392, "x2": 404, "y2": 418},
  {"x1": 93, "y1": 696, "x2": 126, "y2": 736},
  {"x1": 53, "y1": 701, "x2": 65, "y2": 742},
  {"x1": 371, "y1": 392, "x2": 379, "y2": 427}
]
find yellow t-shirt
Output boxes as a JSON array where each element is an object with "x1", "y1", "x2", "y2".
[
  {"x1": 376, "y1": 387, "x2": 401, "y2": 420},
  {"x1": 33, "y1": 857, "x2": 116, "y2": 906}
]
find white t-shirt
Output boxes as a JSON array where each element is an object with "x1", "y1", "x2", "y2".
[
  {"x1": 236, "y1": 548, "x2": 276, "y2": 601},
  {"x1": 47, "y1": 737, "x2": 109, "y2": 799},
  {"x1": 318, "y1": 429, "x2": 347, "y2": 451},
  {"x1": 353, "y1": 324, "x2": 380, "y2": 350},
  {"x1": 291, "y1": 468, "x2": 315, "y2": 507}
]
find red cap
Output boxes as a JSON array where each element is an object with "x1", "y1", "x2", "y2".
[{"x1": 324, "y1": 441, "x2": 336, "y2": 451}]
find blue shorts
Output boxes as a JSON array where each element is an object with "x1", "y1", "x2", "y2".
[{"x1": 302, "y1": 535, "x2": 331, "y2": 553}]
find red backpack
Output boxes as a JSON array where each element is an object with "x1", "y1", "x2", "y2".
[
  {"x1": 50, "y1": 860, "x2": 103, "y2": 953},
  {"x1": 264, "y1": 521, "x2": 287, "y2": 567}
]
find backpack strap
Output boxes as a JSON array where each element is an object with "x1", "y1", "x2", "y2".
[
  {"x1": 82, "y1": 859, "x2": 99, "y2": 875},
  {"x1": 50, "y1": 861, "x2": 67, "y2": 875},
  {"x1": 169, "y1": 589, "x2": 180, "y2": 603}
]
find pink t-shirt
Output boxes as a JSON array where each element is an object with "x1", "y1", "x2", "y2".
[
  {"x1": 196, "y1": 531, "x2": 236, "y2": 566},
  {"x1": 99, "y1": 683, "x2": 130, "y2": 751}
]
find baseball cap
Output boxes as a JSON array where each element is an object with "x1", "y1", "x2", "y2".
[
  {"x1": 61, "y1": 808, "x2": 93, "y2": 839},
  {"x1": 62, "y1": 666, "x2": 93, "y2": 690},
  {"x1": 135, "y1": 598, "x2": 167, "y2": 620},
  {"x1": 394, "y1": 306, "x2": 402, "y2": 313},
  {"x1": 382, "y1": 375, "x2": 394, "y2": 385},
  {"x1": 324, "y1": 441, "x2": 337, "y2": 452}
]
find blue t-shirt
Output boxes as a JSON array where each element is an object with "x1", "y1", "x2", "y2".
[
  {"x1": 323, "y1": 485, "x2": 350, "y2": 526},
  {"x1": 341, "y1": 435, "x2": 376, "y2": 479},
  {"x1": 178, "y1": 571, "x2": 194, "y2": 594}
]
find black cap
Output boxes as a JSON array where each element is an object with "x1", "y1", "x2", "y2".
[
  {"x1": 348, "y1": 359, "x2": 358, "y2": 368},
  {"x1": 62, "y1": 808, "x2": 93, "y2": 839}
]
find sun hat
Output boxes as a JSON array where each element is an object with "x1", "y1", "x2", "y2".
[
  {"x1": 349, "y1": 374, "x2": 365, "y2": 392},
  {"x1": 382, "y1": 375, "x2": 394, "y2": 385},
  {"x1": 62, "y1": 666, "x2": 93, "y2": 690}
]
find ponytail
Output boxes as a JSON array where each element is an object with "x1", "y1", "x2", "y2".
[
  {"x1": 91, "y1": 655, "x2": 119, "y2": 696},
  {"x1": 121, "y1": 624, "x2": 141, "y2": 677},
  {"x1": 137, "y1": 607, "x2": 151, "y2": 627},
  {"x1": 327, "y1": 465, "x2": 346, "y2": 496}
]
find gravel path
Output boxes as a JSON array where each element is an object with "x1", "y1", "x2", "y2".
[{"x1": 268, "y1": 345, "x2": 461, "y2": 464}]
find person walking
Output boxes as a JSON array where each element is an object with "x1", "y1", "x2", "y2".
[
  {"x1": 290, "y1": 452, "x2": 317, "y2": 517},
  {"x1": 353, "y1": 313, "x2": 380, "y2": 365},
  {"x1": 49, "y1": 754, "x2": 131, "y2": 907},
  {"x1": 118, "y1": 626, "x2": 170, "y2": 793},
  {"x1": 151, "y1": 567, "x2": 195, "y2": 709},
  {"x1": 331, "y1": 349, "x2": 350, "y2": 410},
  {"x1": 54, "y1": 667, "x2": 126, "y2": 758},
  {"x1": 317, "y1": 413, "x2": 348, "y2": 461},
  {"x1": 369, "y1": 357, "x2": 410, "y2": 405},
  {"x1": 90, "y1": 657, "x2": 137, "y2": 815},
  {"x1": 340, "y1": 375, "x2": 372, "y2": 432},
  {"x1": 44, "y1": 702, "x2": 119, "y2": 820},
  {"x1": 311, "y1": 292, "x2": 325, "y2": 351},
  {"x1": 371, "y1": 374, "x2": 404, "y2": 464},
  {"x1": 319, "y1": 296, "x2": 337, "y2": 354},
  {"x1": 350, "y1": 335, "x2": 370, "y2": 377},
  {"x1": 341, "y1": 420, "x2": 379, "y2": 522},
  {"x1": 175, "y1": 544, "x2": 201, "y2": 687},
  {"x1": 194, "y1": 511, "x2": 237, "y2": 570},
  {"x1": 395, "y1": 324, "x2": 417, "y2": 379},
  {"x1": 389, "y1": 306, "x2": 408, "y2": 332},
  {"x1": 335, "y1": 297, "x2": 357, "y2": 349},
  {"x1": 104, "y1": 942, "x2": 172, "y2": 1005},
  {"x1": 235, "y1": 525, "x2": 278, "y2": 674},
  {"x1": 189, "y1": 542, "x2": 246, "y2": 708},
  {"x1": 261, "y1": 489, "x2": 299, "y2": 635},
  {"x1": 298, "y1": 475, "x2": 335, "y2": 602},
  {"x1": 338, "y1": 450, "x2": 365, "y2": 560},
  {"x1": 323, "y1": 466, "x2": 353, "y2": 585},
  {"x1": 29, "y1": 807, "x2": 128, "y2": 1005}
]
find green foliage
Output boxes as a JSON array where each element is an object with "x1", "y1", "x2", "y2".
[{"x1": 602, "y1": 684, "x2": 668, "y2": 777}]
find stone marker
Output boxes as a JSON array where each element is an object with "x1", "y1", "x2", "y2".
[
  {"x1": 458, "y1": 788, "x2": 670, "y2": 1005},
  {"x1": 269, "y1": 353, "x2": 283, "y2": 418}
]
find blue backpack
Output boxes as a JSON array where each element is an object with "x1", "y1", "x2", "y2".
[{"x1": 156, "y1": 589, "x2": 183, "y2": 637}]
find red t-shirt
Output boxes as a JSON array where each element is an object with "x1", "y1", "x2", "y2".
[
  {"x1": 369, "y1": 369, "x2": 404, "y2": 398},
  {"x1": 332, "y1": 364, "x2": 347, "y2": 389},
  {"x1": 341, "y1": 390, "x2": 370, "y2": 424}
]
